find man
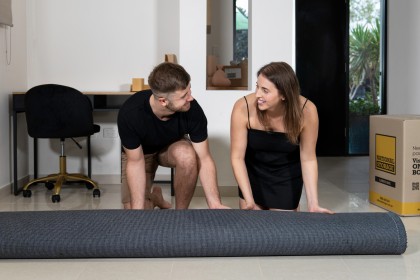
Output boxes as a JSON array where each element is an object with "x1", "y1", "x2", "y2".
[{"x1": 118, "y1": 62, "x2": 228, "y2": 210}]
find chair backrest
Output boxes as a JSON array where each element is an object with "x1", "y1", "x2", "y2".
[{"x1": 25, "y1": 84, "x2": 96, "y2": 139}]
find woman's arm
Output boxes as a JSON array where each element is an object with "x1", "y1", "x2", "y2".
[
  {"x1": 230, "y1": 97, "x2": 256, "y2": 209},
  {"x1": 299, "y1": 99, "x2": 333, "y2": 214}
]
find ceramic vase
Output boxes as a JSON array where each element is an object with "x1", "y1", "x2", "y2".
[{"x1": 211, "y1": 65, "x2": 231, "y2": 87}]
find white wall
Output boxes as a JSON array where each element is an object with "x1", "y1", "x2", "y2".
[
  {"x1": 207, "y1": 0, "x2": 234, "y2": 65},
  {"x1": 179, "y1": 0, "x2": 293, "y2": 186},
  {"x1": 1, "y1": 0, "x2": 28, "y2": 190},
  {"x1": 3, "y1": 0, "x2": 418, "y2": 191},
  {"x1": 6, "y1": 0, "x2": 293, "y2": 187},
  {"x1": 387, "y1": 0, "x2": 420, "y2": 114},
  {"x1": 24, "y1": 0, "x2": 180, "y2": 183}
]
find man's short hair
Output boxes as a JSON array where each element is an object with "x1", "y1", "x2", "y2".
[{"x1": 148, "y1": 62, "x2": 191, "y2": 94}]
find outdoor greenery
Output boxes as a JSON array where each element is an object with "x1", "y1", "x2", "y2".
[
  {"x1": 349, "y1": 0, "x2": 381, "y2": 116},
  {"x1": 350, "y1": 0, "x2": 378, "y2": 26},
  {"x1": 349, "y1": 97, "x2": 380, "y2": 116},
  {"x1": 234, "y1": 29, "x2": 248, "y2": 62},
  {"x1": 234, "y1": 4, "x2": 248, "y2": 63}
]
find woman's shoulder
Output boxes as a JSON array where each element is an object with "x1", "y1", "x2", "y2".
[
  {"x1": 232, "y1": 93, "x2": 255, "y2": 119},
  {"x1": 299, "y1": 96, "x2": 317, "y2": 112},
  {"x1": 299, "y1": 96, "x2": 318, "y2": 128},
  {"x1": 234, "y1": 92, "x2": 255, "y2": 108}
]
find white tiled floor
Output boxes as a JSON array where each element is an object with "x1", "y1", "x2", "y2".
[{"x1": 0, "y1": 157, "x2": 419, "y2": 280}]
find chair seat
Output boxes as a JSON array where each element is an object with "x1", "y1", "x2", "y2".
[{"x1": 93, "y1": 124, "x2": 100, "y2": 134}]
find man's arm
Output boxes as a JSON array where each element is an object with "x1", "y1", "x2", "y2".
[
  {"x1": 124, "y1": 146, "x2": 147, "y2": 209},
  {"x1": 191, "y1": 140, "x2": 230, "y2": 209}
]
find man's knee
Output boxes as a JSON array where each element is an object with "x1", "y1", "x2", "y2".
[{"x1": 172, "y1": 144, "x2": 198, "y2": 169}]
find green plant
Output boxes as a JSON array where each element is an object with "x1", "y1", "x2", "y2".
[
  {"x1": 349, "y1": 20, "x2": 380, "y2": 103},
  {"x1": 349, "y1": 96, "x2": 380, "y2": 116}
]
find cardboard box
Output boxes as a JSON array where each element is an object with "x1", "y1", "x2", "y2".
[
  {"x1": 223, "y1": 64, "x2": 248, "y2": 87},
  {"x1": 369, "y1": 115, "x2": 420, "y2": 216},
  {"x1": 164, "y1": 54, "x2": 177, "y2": 64}
]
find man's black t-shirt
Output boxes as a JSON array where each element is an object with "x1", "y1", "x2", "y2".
[{"x1": 117, "y1": 90, "x2": 208, "y2": 154}]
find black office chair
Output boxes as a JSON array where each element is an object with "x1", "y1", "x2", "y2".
[{"x1": 22, "y1": 84, "x2": 101, "y2": 203}]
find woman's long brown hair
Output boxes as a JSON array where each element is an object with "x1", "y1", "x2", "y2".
[{"x1": 256, "y1": 62, "x2": 303, "y2": 144}]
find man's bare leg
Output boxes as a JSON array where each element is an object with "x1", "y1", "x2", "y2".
[
  {"x1": 149, "y1": 185, "x2": 172, "y2": 209},
  {"x1": 122, "y1": 175, "x2": 171, "y2": 210},
  {"x1": 122, "y1": 168, "x2": 172, "y2": 209},
  {"x1": 159, "y1": 140, "x2": 198, "y2": 209}
]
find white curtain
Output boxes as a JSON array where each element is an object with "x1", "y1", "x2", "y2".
[{"x1": 0, "y1": 0, "x2": 13, "y2": 27}]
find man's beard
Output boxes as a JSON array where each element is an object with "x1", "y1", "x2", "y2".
[{"x1": 166, "y1": 101, "x2": 190, "y2": 112}]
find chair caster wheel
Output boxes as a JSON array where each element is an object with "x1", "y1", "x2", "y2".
[
  {"x1": 23, "y1": 190, "x2": 32, "y2": 198},
  {"x1": 93, "y1": 189, "x2": 101, "y2": 198},
  {"x1": 45, "y1": 182, "x2": 54, "y2": 190},
  {"x1": 85, "y1": 182, "x2": 94, "y2": 190},
  {"x1": 52, "y1": 194, "x2": 61, "y2": 203}
]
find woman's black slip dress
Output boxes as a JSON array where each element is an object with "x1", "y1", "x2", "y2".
[{"x1": 238, "y1": 96, "x2": 308, "y2": 209}]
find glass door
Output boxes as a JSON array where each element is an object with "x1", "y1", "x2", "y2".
[{"x1": 348, "y1": 0, "x2": 387, "y2": 155}]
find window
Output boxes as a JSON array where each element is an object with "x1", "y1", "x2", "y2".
[
  {"x1": 233, "y1": 0, "x2": 248, "y2": 63},
  {"x1": 348, "y1": 0, "x2": 386, "y2": 154},
  {"x1": 206, "y1": 0, "x2": 249, "y2": 90}
]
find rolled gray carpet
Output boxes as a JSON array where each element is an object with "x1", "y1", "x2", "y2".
[{"x1": 0, "y1": 210, "x2": 406, "y2": 258}]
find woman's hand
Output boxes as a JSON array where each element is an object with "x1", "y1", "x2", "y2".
[
  {"x1": 239, "y1": 198, "x2": 258, "y2": 210},
  {"x1": 209, "y1": 202, "x2": 231, "y2": 209},
  {"x1": 308, "y1": 205, "x2": 334, "y2": 214},
  {"x1": 243, "y1": 200, "x2": 259, "y2": 210}
]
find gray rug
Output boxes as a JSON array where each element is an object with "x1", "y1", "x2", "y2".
[{"x1": 0, "y1": 210, "x2": 407, "y2": 258}]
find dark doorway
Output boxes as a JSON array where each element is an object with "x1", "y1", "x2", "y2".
[{"x1": 296, "y1": 0, "x2": 348, "y2": 156}]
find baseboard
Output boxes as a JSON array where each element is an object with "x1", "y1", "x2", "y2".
[
  {"x1": 90, "y1": 174, "x2": 172, "y2": 185},
  {"x1": 10, "y1": 174, "x2": 238, "y2": 198},
  {"x1": 89, "y1": 174, "x2": 238, "y2": 197},
  {"x1": 90, "y1": 174, "x2": 121, "y2": 185},
  {"x1": 193, "y1": 185, "x2": 238, "y2": 197},
  {"x1": 0, "y1": 184, "x2": 11, "y2": 196},
  {"x1": 0, "y1": 175, "x2": 30, "y2": 196}
]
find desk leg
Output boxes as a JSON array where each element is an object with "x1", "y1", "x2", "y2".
[
  {"x1": 34, "y1": 138, "x2": 38, "y2": 180},
  {"x1": 171, "y1": 168, "x2": 175, "y2": 196},
  {"x1": 87, "y1": 136, "x2": 92, "y2": 178},
  {"x1": 12, "y1": 113, "x2": 35, "y2": 195},
  {"x1": 13, "y1": 110, "x2": 18, "y2": 195}
]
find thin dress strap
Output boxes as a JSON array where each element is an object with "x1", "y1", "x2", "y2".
[
  {"x1": 302, "y1": 98, "x2": 309, "y2": 110},
  {"x1": 243, "y1": 96, "x2": 251, "y2": 129}
]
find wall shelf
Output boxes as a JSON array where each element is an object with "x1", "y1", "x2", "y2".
[{"x1": 207, "y1": 86, "x2": 248, "y2": 90}]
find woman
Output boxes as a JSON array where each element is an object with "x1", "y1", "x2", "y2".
[{"x1": 230, "y1": 61, "x2": 332, "y2": 213}]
